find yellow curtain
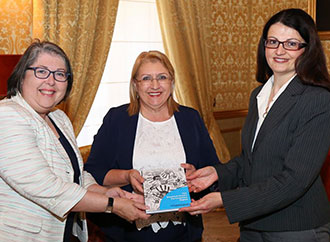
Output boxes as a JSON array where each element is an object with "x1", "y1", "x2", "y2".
[
  {"x1": 156, "y1": 0, "x2": 230, "y2": 162},
  {"x1": 32, "y1": 0, "x2": 119, "y2": 136}
]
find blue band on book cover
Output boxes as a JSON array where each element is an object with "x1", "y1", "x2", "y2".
[{"x1": 142, "y1": 167, "x2": 191, "y2": 214}]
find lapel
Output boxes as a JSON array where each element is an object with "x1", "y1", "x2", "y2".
[
  {"x1": 173, "y1": 106, "x2": 188, "y2": 158},
  {"x1": 48, "y1": 112, "x2": 77, "y2": 171},
  {"x1": 245, "y1": 89, "x2": 259, "y2": 157},
  {"x1": 13, "y1": 94, "x2": 75, "y2": 172},
  {"x1": 252, "y1": 76, "x2": 307, "y2": 153},
  {"x1": 121, "y1": 111, "x2": 139, "y2": 170}
]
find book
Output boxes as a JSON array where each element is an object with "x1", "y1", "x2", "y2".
[{"x1": 141, "y1": 167, "x2": 191, "y2": 214}]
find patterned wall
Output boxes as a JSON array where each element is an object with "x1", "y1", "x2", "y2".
[
  {"x1": 323, "y1": 41, "x2": 330, "y2": 71},
  {"x1": 0, "y1": 0, "x2": 32, "y2": 54},
  {"x1": 1, "y1": 0, "x2": 330, "y2": 110}
]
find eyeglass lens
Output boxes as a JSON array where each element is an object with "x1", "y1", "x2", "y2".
[
  {"x1": 28, "y1": 67, "x2": 69, "y2": 82},
  {"x1": 138, "y1": 74, "x2": 171, "y2": 83},
  {"x1": 264, "y1": 38, "x2": 306, "y2": 50}
]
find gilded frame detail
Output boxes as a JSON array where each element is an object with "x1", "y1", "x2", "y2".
[{"x1": 308, "y1": 0, "x2": 330, "y2": 40}]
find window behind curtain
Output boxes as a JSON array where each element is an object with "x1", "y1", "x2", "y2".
[{"x1": 77, "y1": 0, "x2": 164, "y2": 146}]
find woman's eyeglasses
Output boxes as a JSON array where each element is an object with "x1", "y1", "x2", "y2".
[
  {"x1": 26, "y1": 67, "x2": 70, "y2": 82},
  {"x1": 135, "y1": 74, "x2": 172, "y2": 85},
  {"x1": 264, "y1": 38, "x2": 307, "y2": 51}
]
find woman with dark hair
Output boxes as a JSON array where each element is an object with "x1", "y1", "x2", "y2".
[
  {"x1": 84, "y1": 50, "x2": 219, "y2": 242},
  {"x1": 181, "y1": 8, "x2": 330, "y2": 242},
  {"x1": 0, "y1": 40, "x2": 149, "y2": 242}
]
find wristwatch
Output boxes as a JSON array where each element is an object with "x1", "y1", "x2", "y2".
[{"x1": 105, "y1": 197, "x2": 114, "y2": 213}]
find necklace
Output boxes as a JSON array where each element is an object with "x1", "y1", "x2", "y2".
[
  {"x1": 263, "y1": 106, "x2": 269, "y2": 118},
  {"x1": 263, "y1": 86, "x2": 275, "y2": 118}
]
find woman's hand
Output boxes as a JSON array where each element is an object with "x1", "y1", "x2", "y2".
[
  {"x1": 122, "y1": 190, "x2": 145, "y2": 203},
  {"x1": 104, "y1": 186, "x2": 126, "y2": 198},
  {"x1": 112, "y1": 197, "x2": 150, "y2": 223},
  {"x1": 128, "y1": 169, "x2": 144, "y2": 194},
  {"x1": 179, "y1": 192, "x2": 223, "y2": 215},
  {"x1": 181, "y1": 163, "x2": 196, "y2": 177},
  {"x1": 186, "y1": 166, "x2": 218, "y2": 193}
]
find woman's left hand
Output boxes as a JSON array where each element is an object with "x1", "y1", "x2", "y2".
[
  {"x1": 105, "y1": 187, "x2": 126, "y2": 198},
  {"x1": 123, "y1": 191, "x2": 145, "y2": 203},
  {"x1": 128, "y1": 169, "x2": 145, "y2": 195}
]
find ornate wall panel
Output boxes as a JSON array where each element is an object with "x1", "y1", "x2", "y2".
[
  {"x1": 322, "y1": 41, "x2": 330, "y2": 72},
  {"x1": 210, "y1": 0, "x2": 251, "y2": 110},
  {"x1": 0, "y1": 0, "x2": 32, "y2": 54}
]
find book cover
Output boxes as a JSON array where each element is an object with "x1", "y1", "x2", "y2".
[{"x1": 141, "y1": 167, "x2": 191, "y2": 214}]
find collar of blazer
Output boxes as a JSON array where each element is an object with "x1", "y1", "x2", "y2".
[
  {"x1": 251, "y1": 76, "x2": 307, "y2": 152},
  {"x1": 12, "y1": 93, "x2": 79, "y2": 172}
]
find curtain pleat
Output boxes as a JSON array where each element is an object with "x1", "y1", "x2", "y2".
[
  {"x1": 32, "y1": 0, "x2": 119, "y2": 136},
  {"x1": 156, "y1": 0, "x2": 230, "y2": 162}
]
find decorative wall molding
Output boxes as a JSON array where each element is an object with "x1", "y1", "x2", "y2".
[{"x1": 213, "y1": 109, "x2": 248, "y2": 120}]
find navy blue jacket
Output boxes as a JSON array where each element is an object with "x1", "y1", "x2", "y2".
[{"x1": 85, "y1": 104, "x2": 219, "y2": 242}]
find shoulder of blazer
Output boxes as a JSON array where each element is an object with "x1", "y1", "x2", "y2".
[
  {"x1": 104, "y1": 103, "x2": 136, "y2": 123},
  {"x1": 286, "y1": 76, "x2": 330, "y2": 105},
  {"x1": 175, "y1": 105, "x2": 201, "y2": 120},
  {"x1": 49, "y1": 109, "x2": 71, "y2": 125},
  {"x1": 0, "y1": 98, "x2": 32, "y2": 119},
  {"x1": 1, "y1": 95, "x2": 45, "y2": 125},
  {"x1": 48, "y1": 109, "x2": 75, "y2": 136},
  {"x1": 251, "y1": 83, "x2": 264, "y2": 95},
  {"x1": 100, "y1": 104, "x2": 139, "y2": 144}
]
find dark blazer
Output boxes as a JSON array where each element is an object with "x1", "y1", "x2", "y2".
[
  {"x1": 85, "y1": 104, "x2": 219, "y2": 242},
  {"x1": 215, "y1": 76, "x2": 330, "y2": 231}
]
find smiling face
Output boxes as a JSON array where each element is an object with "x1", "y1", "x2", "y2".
[
  {"x1": 135, "y1": 60, "x2": 173, "y2": 119},
  {"x1": 265, "y1": 22, "x2": 306, "y2": 82},
  {"x1": 21, "y1": 52, "x2": 68, "y2": 118}
]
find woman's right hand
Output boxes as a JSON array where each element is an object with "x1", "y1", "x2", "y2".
[
  {"x1": 128, "y1": 169, "x2": 144, "y2": 194},
  {"x1": 113, "y1": 197, "x2": 150, "y2": 222},
  {"x1": 186, "y1": 166, "x2": 218, "y2": 193}
]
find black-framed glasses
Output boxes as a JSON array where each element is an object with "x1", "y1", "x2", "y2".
[
  {"x1": 26, "y1": 67, "x2": 70, "y2": 82},
  {"x1": 264, "y1": 38, "x2": 307, "y2": 51},
  {"x1": 135, "y1": 73, "x2": 172, "y2": 85}
]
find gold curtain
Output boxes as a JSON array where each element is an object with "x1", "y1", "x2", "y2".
[
  {"x1": 156, "y1": 0, "x2": 230, "y2": 162},
  {"x1": 32, "y1": 0, "x2": 119, "y2": 136}
]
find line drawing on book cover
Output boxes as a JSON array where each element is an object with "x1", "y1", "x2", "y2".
[{"x1": 142, "y1": 167, "x2": 190, "y2": 213}]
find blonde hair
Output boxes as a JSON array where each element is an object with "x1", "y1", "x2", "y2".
[{"x1": 128, "y1": 50, "x2": 179, "y2": 116}]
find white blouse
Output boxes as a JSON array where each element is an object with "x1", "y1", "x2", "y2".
[
  {"x1": 133, "y1": 113, "x2": 186, "y2": 171},
  {"x1": 252, "y1": 74, "x2": 296, "y2": 150},
  {"x1": 132, "y1": 113, "x2": 186, "y2": 233}
]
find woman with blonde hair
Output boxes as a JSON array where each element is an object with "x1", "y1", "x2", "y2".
[{"x1": 85, "y1": 50, "x2": 219, "y2": 242}]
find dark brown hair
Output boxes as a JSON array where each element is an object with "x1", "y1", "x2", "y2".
[{"x1": 256, "y1": 8, "x2": 330, "y2": 90}]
